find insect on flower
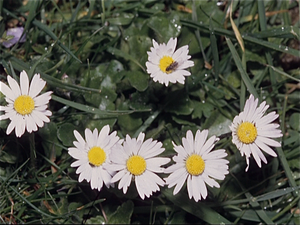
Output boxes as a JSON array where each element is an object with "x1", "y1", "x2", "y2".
[{"x1": 165, "y1": 61, "x2": 179, "y2": 73}]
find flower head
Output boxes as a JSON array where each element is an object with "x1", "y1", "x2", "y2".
[
  {"x1": 68, "y1": 125, "x2": 122, "y2": 191},
  {"x1": 0, "y1": 70, "x2": 52, "y2": 137},
  {"x1": 2, "y1": 27, "x2": 26, "y2": 48},
  {"x1": 164, "y1": 130, "x2": 229, "y2": 202},
  {"x1": 146, "y1": 37, "x2": 194, "y2": 86},
  {"x1": 229, "y1": 94, "x2": 283, "y2": 171},
  {"x1": 108, "y1": 133, "x2": 170, "y2": 199}
]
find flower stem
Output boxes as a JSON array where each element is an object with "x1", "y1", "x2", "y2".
[{"x1": 29, "y1": 133, "x2": 37, "y2": 172}]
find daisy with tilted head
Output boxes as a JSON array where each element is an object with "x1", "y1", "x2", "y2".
[
  {"x1": 164, "y1": 129, "x2": 229, "y2": 202},
  {"x1": 68, "y1": 125, "x2": 122, "y2": 191},
  {"x1": 108, "y1": 132, "x2": 170, "y2": 199},
  {"x1": 146, "y1": 37, "x2": 194, "y2": 86},
  {"x1": 229, "y1": 94, "x2": 283, "y2": 171},
  {"x1": 0, "y1": 70, "x2": 52, "y2": 137}
]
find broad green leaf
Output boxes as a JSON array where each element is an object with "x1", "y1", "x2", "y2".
[
  {"x1": 118, "y1": 114, "x2": 143, "y2": 136},
  {"x1": 126, "y1": 71, "x2": 149, "y2": 91},
  {"x1": 289, "y1": 113, "x2": 300, "y2": 131},
  {"x1": 86, "y1": 215, "x2": 106, "y2": 224},
  {"x1": 106, "y1": 13, "x2": 134, "y2": 25},
  {"x1": 162, "y1": 188, "x2": 232, "y2": 224},
  {"x1": 106, "y1": 46, "x2": 145, "y2": 71},
  {"x1": 205, "y1": 112, "x2": 232, "y2": 137},
  {"x1": 191, "y1": 101, "x2": 203, "y2": 119},
  {"x1": 108, "y1": 200, "x2": 134, "y2": 224},
  {"x1": 57, "y1": 123, "x2": 78, "y2": 147},
  {"x1": 172, "y1": 115, "x2": 197, "y2": 126},
  {"x1": 127, "y1": 35, "x2": 152, "y2": 71},
  {"x1": 147, "y1": 12, "x2": 181, "y2": 43},
  {"x1": 39, "y1": 122, "x2": 63, "y2": 158},
  {"x1": 0, "y1": 142, "x2": 22, "y2": 164},
  {"x1": 165, "y1": 92, "x2": 194, "y2": 116}
]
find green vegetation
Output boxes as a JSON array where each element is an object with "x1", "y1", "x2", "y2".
[{"x1": 0, "y1": 0, "x2": 299, "y2": 224}]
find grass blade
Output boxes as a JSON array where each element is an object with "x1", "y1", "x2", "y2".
[
  {"x1": 51, "y1": 95, "x2": 150, "y2": 116},
  {"x1": 9, "y1": 186, "x2": 54, "y2": 218},
  {"x1": 32, "y1": 19, "x2": 81, "y2": 63},
  {"x1": 225, "y1": 37, "x2": 258, "y2": 98},
  {"x1": 257, "y1": 0, "x2": 276, "y2": 88}
]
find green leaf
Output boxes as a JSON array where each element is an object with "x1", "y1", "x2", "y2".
[
  {"x1": 147, "y1": 12, "x2": 182, "y2": 43},
  {"x1": 0, "y1": 142, "x2": 22, "y2": 164},
  {"x1": 39, "y1": 122, "x2": 63, "y2": 158},
  {"x1": 205, "y1": 111, "x2": 232, "y2": 137},
  {"x1": 126, "y1": 71, "x2": 149, "y2": 91},
  {"x1": 118, "y1": 114, "x2": 143, "y2": 136},
  {"x1": 106, "y1": 46, "x2": 145, "y2": 71},
  {"x1": 289, "y1": 113, "x2": 300, "y2": 131},
  {"x1": 106, "y1": 13, "x2": 134, "y2": 25},
  {"x1": 108, "y1": 200, "x2": 134, "y2": 224},
  {"x1": 57, "y1": 123, "x2": 78, "y2": 147},
  {"x1": 86, "y1": 215, "x2": 106, "y2": 224},
  {"x1": 191, "y1": 101, "x2": 203, "y2": 119},
  {"x1": 162, "y1": 188, "x2": 232, "y2": 224},
  {"x1": 165, "y1": 92, "x2": 194, "y2": 116},
  {"x1": 127, "y1": 35, "x2": 152, "y2": 71}
]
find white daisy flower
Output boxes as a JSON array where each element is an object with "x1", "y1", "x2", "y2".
[
  {"x1": 164, "y1": 129, "x2": 229, "y2": 202},
  {"x1": 0, "y1": 70, "x2": 52, "y2": 137},
  {"x1": 145, "y1": 37, "x2": 194, "y2": 86},
  {"x1": 108, "y1": 133, "x2": 170, "y2": 199},
  {"x1": 68, "y1": 125, "x2": 122, "y2": 191},
  {"x1": 229, "y1": 94, "x2": 283, "y2": 171}
]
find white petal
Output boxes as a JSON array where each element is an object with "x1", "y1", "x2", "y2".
[
  {"x1": 195, "y1": 129, "x2": 208, "y2": 154},
  {"x1": 173, "y1": 172, "x2": 188, "y2": 195},
  {"x1": 257, "y1": 136, "x2": 281, "y2": 147},
  {"x1": 7, "y1": 75, "x2": 21, "y2": 97},
  {"x1": 20, "y1": 70, "x2": 29, "y2": 95},
  {"x1": 197, "y1": 176, "x2": 208, "y2": 199},
  {"x1": 254, "y1": 138, "x2": 277, "y2": 157},
  {"x1": 146, "y1": 157, "x2": 170, "y2": 173},
  {"x1": 0, "y1": 81, "x2": 16, "y2": 101},
  {"x1": 85, "y1": 128, "x2": 94, "y2": 148},
  {"x1": 28, "y1": 74, "x2": 46, "y2": 98},
  {"x1": 111, "y1": 169, "x2": 126, "y2": 183}
]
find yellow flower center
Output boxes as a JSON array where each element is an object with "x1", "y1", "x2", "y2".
[
  {"x1": 185, "y1": 154, "x2": 205, "y2": 176},
  {"x1": 126, "y1": 155, "x2": 146, "y2": 176},
  {"x1": 14, "y1": 95, "x2": 35, "y2": 115},
  {"x1": 237, "y1": 122, "x2": 257, "y2": 144},
  {"x1": 88, "y1": 146, "x2": 106, "y2": 167},
  {"x1": 159, "y1": 56, "x2": 175, "y2": 74}
]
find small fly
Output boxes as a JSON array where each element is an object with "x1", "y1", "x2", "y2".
[{"x1": 166, "y1": 61, "x2": 179, "y2": 72}]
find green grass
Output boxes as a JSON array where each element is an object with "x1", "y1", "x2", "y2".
[{"x1": 0, "y1": 0, "x2": 299, "y2": 224}]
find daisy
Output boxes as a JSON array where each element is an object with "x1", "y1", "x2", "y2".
[
  {"x1": 164, "y1": 129, "x2": 229, "y2": 202},
  {"x1": 68, "y1": 125, "x2": 122, "y2": 191},
  {"x1": 145, "y1": 37, "x2": 194, "y2": 86},
  {"x1": 0, "y1": 70, "x2": 52, "y2": 137},
  {"x1": 229, "y1": 94, "x2": 283, "y2": 171},
  {"x1": 108, "y1": 133, "x2": 170, "y2": 199}
]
